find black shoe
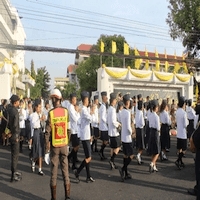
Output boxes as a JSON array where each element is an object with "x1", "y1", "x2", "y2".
[
  {"x1": 180, "y1": 162, "x2": 185, "y2": 168},
  {"x1": 175, "y1": 161, "x2": 181, "y2": 170},
  {"x1": 187, "y1": 189, "x2": 197, "y2": 196},
  {"x1": 118, "y1": 167, "x2": 125, "y2": 182},
  {"x1": 109, "y1": 160, "x2": 115, "y2": 170},
  {"x1": 38, "y1": 171, "x2": 45, "y2": 176},
  {"x1": 10, "y1": 174, "x2": 22, "y2": 182},
  {"x1": 124, "y1": 173, "x2": 132, "y2": 180},
  {"x1": 14, "y1": 172, "x2": 22, "y2": 177},
  {"x1": 86, "y1": 177, "x2": 95, "y2": 183},
  {"x1": 74, "y1": 169, "x2": 80, "y2": 183},
  {"x1": 72, "y1": 165, "x2": 77, "y2": 171}
]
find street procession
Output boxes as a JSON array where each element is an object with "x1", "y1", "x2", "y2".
[{"x1": 1, "y1": 0, "x2": 200, "y2": 200}]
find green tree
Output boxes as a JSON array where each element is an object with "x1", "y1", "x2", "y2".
[
  {"x1": 76, "y1": 34, "x2": 133, "y2": 92},
  {"x1": 30, "y1": 66, "x2": 51, "y2": 99},
  {"x1": 30, "y1": 59, "x2": 36, "y2": 79},
  {"x1": 25, "y1": 68, "x2": 30, "y2": 75},
  {"x1": 166, "y1": 0, "x2": 200, "y2": 57}
]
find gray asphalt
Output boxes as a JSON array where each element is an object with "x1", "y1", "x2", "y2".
[{"x1": 0, "y1": 136, "x2": 196, "y2": 200}]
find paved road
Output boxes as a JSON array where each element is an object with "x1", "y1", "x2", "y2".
[{"x1": 0, "y1": 136, "x2": 196, "y2": 200}]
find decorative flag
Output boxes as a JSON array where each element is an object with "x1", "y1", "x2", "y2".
[
  {"x1": 196, "y1": 84, "x2": 199, "y2": 101},
  {"x1": 112, "y1": 41, "x2": 117, "y2": 54},
  {"x1": 124, "y1": 43, "x2": 129, "y2": 55},
  {"x1": 145, "y1": 47, "x2": 149, "y2": 70},
  {"x1": 164, "y1": 49, "x2": 169, "y2": 72},
  {"x1": 100, "y1": 40, "x2": 104, "y2": 53},
  {"x1": 134, "y1": 48, "x2": 142, "y2": 69},
  {"x1": 155, "y1": 49, "x2": 160, "y2": 71},
  {"x1": 174, "y1": 62, "x2": 180, "y2": 73}
]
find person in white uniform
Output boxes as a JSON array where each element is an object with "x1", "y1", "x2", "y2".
[
  {"x1": 148, "y1": 100, "x2": 160, "y2": 173},
  {"x1": 159, "y1": 100, "x2": 171, "y2": 161},
  {"x1": 91, "y1": 95, "x2": 99, "y2": 152},
  {"x1": 74, "y1": 91, "x2": 95, "y2": 183},
  {"x1": 19, "y1": 100, "x2": 27, "y2": 153},
  {"x1": 175, "y1": 96, "x2": 189, "y2": 170},
  {"x1": 68, "y1": 93, "x2": 80, "y2": 170},
  {"x1": 118, "y1": 94, "x2": 134, "y2": 182},
  {"x1": 107, "y1": 93, "x2": 121, "y2": 170},
  {"x1": 98, "y1": 91, "x2": 109, "y2": 160},
  {"x1": 135, "y1": 100, "x2": 145, "y2": 165},
  {"x1": 186, "y1": 99, "x2": 196, "y2": 140}
]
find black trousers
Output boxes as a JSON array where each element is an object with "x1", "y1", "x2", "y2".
[{"x1": 10, "y1": 140, "x2": 19, "y2": 173}]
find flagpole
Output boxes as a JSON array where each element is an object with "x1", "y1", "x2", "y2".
[
  {"x1": 112, "y1": 56, "x2": 113, "y2": 67},
  {"x1": 123, "y1": 57, "x2": 125, "y2": 68}
]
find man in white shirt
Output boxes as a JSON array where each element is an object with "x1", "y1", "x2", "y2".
[
  {"x1": 98, "y1": 91, "x2": 109, "y2": 160},
  {"x1": 68, "y1": 93, "x2": 80, "y2": 170},
  {"x1": 107, "y1": 93, "x2": 121, "y2": 169},
  {"x1": 119, "y1": 94, "x2": 134, "y2": 182},
  {"x1": 175, "y1": 96, "x2": 188, "y2": 170}
]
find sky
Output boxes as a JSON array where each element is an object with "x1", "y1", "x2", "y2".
[{"x1": 9, "y1": 0, "x2": 184, "y2": 86}]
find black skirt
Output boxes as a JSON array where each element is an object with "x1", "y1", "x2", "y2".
[
  {"x1": 122, "y1": 142, "x2": 134, "y2": 156},
  {"x1": 82, "y1": 140, "x2": 91, "y2": 158},
  {"x1": 160, "y1": 124, "x2": 170, "y2": 150},
  {"x1": 109, "y1": 136, "x2": 121, "y2": 149},
  {"x1": 145, "y1": 121, "x2": 150, "y2": 147},
  {"x1": 148, "y1": 128, "x2": 161, "y2": 155},
  {"x1": 32, "y1": 129, "x2": 44, "y2": 159},
  {"x1": 93, "y1": 127, "x2": 100, "y2": 138},
  {"x1": 136, "y1": 128, "x2": 145, "y2": 150},
  {"x1": 187, "y1": 119, "x2": 194, "y2": 139},
  {"x1": 71, "y1": 134, "x2": 80, "y2": 147}
]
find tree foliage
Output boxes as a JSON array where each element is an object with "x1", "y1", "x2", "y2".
[
  {"x1": 30, "y1": 66, "x2": 51, "y2": 99},
  {"x1": 30, "y1": 59, "x2": 36, "y2": 79},
  {"x1": 76, "y1": 34, "x2": 133, "y2": 92},
  {"x1": 166, "y1": 0, "x2": 200, "y2": 57}
]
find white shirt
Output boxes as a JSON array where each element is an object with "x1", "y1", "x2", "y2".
[
  {"x1": 99, "y1": 103, "x2": 108, "y2": 131},
  {"x1": 107, "y1": 106, "x2": 120, "y2": 137},
  {"x1": 31, "y1": 112, "x2": 41, "y2": 129},
  {"x1": 68, "y1": 103, "x2": 80, "y2": 135},
  {"x1": 160, "y1": 110, "x2": 171, "y2": 126},
  {"x1": 176, "y1": 108, "x2": 188, "y2": 139},
  {"x1": 147, "y1": 109, "x2": 152, "y2": 121},
  {"x1": 117, "y1": 110, "x2": 122, "y2": 123},
  {"x1": 62, "y1": 100, "x2": 70, "y2": 110},
  {"x1": 19, "y1": 108, "x2": 27, "y2": 128},
  {"x1": 91, "y1": 104, "x2": 99, "y2": 128},
  {"x1": 187, "y1": 106, "x2": 196, "y2": 120},
  {"x1": 77, "y1": 113, "x2": 81, "y2": 138},
  {"x1": 29, "y1": 113, "x2": 34, "y2": 137},
  {"x1": 80, "y1": 106, "x2": 93, "y2": 141},
  {"x1": 121, "y1": 108, "x2": 132, "y2": 143},
  {"x1": 149, "y1": 111, "x2": 160, "y2": 131},
  {"x1": 135, "y1": 109, "x2": 145, "y2": 129}
]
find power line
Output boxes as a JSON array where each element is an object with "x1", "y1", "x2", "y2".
[{"x1": 0, "y1": 42, "x2": 194, "y2": 64}]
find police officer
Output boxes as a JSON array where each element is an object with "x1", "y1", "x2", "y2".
[
  {"x1": 7, "y1": 95, "x2": 22, "y2": 182},
  {"x1": 45, "y1": 89, "x2": 71, "y2": 200}
]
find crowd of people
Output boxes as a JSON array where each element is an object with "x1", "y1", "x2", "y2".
[{"x1": 0, "y1": 89, "x2": 200, "y2": 200}]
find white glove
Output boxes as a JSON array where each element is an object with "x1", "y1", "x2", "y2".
[{"x1": 44, "y1": 153, "x2": 50, "y2": 165}]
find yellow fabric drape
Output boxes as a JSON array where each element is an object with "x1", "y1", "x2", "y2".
[
  {"x1": 130, "y1": 70, "x2": 152, "y2": 79},
  {"x1": 112, "y1": 41, "x2": 117, "y2": 54},
  {"x1": 104, "y1": 67, "x2": 128, "y2": 78},
  {"x1": 196, "y1": 84, "x2": 199, "y2": 100},
  {"x1": 124, "y1": 43, "x2": 129, "y2": 55},
  {"x1": 175, "y1": 74, "x2": 191, "y2": 82},
  {"x1": 12, "y1": 64, "x2": 19, "y2": 75},
  {"x1": 134, "y1": 48, "x2": 142, "y2": 69},
  {"x1": 182, "y1": 62, "x2": 188, "y2": 74},
  {"x1": 145, "y1": 48, "x2": 149, "y2": 70},
  {"x1": 100, "y1": 41, "x2": 105, "y2": 53},
  {"x1": 155, "y1": 50, "x2": 160, "y2": 71},
  {"x1": 174, "y1": 62, "x2": 180, "y2": 73},
  {"x1": 165, "y1": 61, "x2": 169, "y2": 72},
  {"x1": 154, "y1": 71, "x2": 174, "y2": 81}
]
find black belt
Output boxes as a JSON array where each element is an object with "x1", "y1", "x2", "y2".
[
  {"x1": 188, "y1": 119, "x2": 194, "y2": 121},
  {"x1": 34, "y1": 128, "x2": 41, "y2": 130},
  {"x1": 150, "y1": 128, "x2": 157, "y2": 131}
]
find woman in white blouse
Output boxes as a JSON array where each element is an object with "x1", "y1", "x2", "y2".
[
  {"x1": 159, "y1": 100, "x2": 171, "y2": 161},
  {"x1": 31, "y1": 99, "x2": 45, "y2": 176}
]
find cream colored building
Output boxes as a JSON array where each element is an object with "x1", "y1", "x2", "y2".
[{"x1": 54, "y1": 77, "x2": 69, "y2": 89}]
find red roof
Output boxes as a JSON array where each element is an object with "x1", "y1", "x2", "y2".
[
  {"x1": 77, "y1": 44, "x2": 92, "y2": 51},
  {"x1": 67, "y1": 64, "x2": 78, "y2": 73},
  {"x1": 138, "y1": 51, "x2": 184, "y2": 65}
]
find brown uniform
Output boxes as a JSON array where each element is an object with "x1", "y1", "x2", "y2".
[{"x1": 45, "y1": 105, "x2": 70, "y2": 200}]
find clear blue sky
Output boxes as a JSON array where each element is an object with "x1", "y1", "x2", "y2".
[{"x1": 10, "y1": 0, "x2": 183, "y2": 85}]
